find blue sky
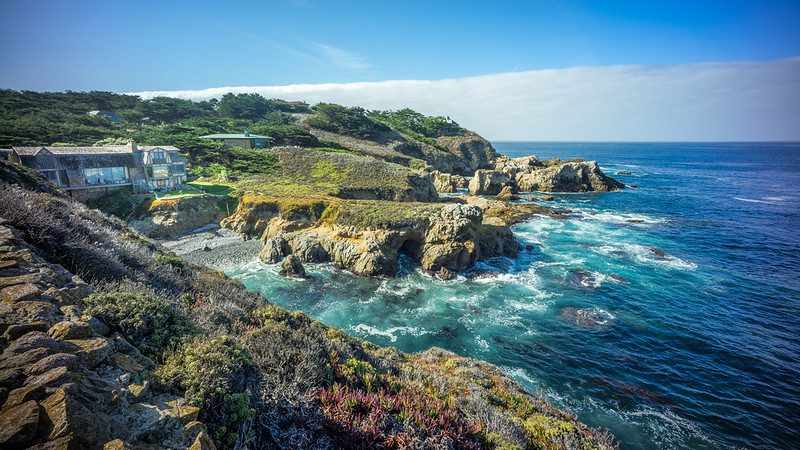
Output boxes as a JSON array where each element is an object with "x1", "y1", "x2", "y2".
[{"x1": 1, "y1": 0, "x2": 799, "y2": 140}]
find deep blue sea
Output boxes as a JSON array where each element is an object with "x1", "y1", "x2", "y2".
[{"x1": 228, "y1": 142, "x2": 800, "y2": 449}]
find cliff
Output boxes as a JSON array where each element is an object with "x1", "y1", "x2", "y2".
[
  {"x1": 0, "y1": 158, "x2": 615, "y2": 450},
  {"x1": 128, "y1": 195, "x2": 229, "y2": 239}
]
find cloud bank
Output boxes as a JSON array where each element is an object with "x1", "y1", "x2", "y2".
[{"x1": 130, "y1": 58, "x2": 800, "y2": 141}]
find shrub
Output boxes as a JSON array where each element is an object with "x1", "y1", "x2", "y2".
[
  {"x1": 81, "y1": 292, "x2": 197, "y2": 359},
  {"x1": 154, "y1": 335, "x2": 259, "y2": 449}
]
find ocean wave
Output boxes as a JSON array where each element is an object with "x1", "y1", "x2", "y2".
[
  {"x1": 733, "y1": 196, "x2": 800, "y2": 205},
  {"x1": 502, "y1": 366, "x2": 538, "y2": 385},
  {"x1": 580, "y1": 210, "x2": 665, "y2": 225},
  {"x1": 593, "y1": 243, "x2": 697, "y2": 270},
  {"x1": 350, "y1": 324, "x2": 428, "y2": 343}
]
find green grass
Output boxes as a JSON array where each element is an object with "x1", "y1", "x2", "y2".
[{"x1": 188, "y1": 180, "x2": 236, "y2": 196}]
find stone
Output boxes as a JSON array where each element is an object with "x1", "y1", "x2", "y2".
[
  {"x1": 109, "y1": 352, "x2": 145, "y2": 375},
  {"x1": 468, "y1": 169, "x2": 512, "y2": 195},
  {"x1": 59, "y1": 305, "x2": 82, "y2": 321},
  {"x1": 525, "y1": 244, "x2": 535, "y2": 251},
  {"x1": 650, "y1": 247, "x2": 666, "y2": 257},
  {"x1": 26, "y1": 353, "x2": 78, "y2": 376},
  {"x1": 494, "y1": 185, "x2": 520, "y2": 201},
  {"x1": 66, "y1": 337, "x2": 112, "y2": 368},
  {"x1": 3, "y1": 331, "x2": 61, "y2": 357},
  {"x1": 183, "y1": 421, "x2": 207, "y2": 437},
  {"x1": 279, "y1": 254, "x2": 307, "y2": 278},
  {"x1": 0, "y1": 368, "x2": 23, "y2": 388},
  {"x1": 3, "y1": 383, "x2": 46, "y2": 411},
  {"x1": 86, "y1": 316, "x2": 110, "y2": 336},
  {"x1": 3, "y1": 321, "x2": 48, "y2": 340},
  {"x1": 23, "y1": 365, "x2": 69, "y2": 389},
  {"x1": 0, "y1": 347, "x2": 52, "y2": 370},
  {"x1": 4, "y1": 301, "x2": 63, "y2": 327},
  {"x1": 436, "y1": 267, "x2": 457, "y2": 280},
  {"x1": 167, "y1": 399, "x2": 200, "y2": 423},
  {"x1": 542, "y1": 196, "x2": 555, "y2": 201},
  {"x1": 25, "y1": 435, "x2": 77, "y2": 450},
  {"x1": 48, "y1": 321, "x2": 93, "y2": 340},
  {"x1": 190, "y1": 430, "x2": 217, "y2": 450},
  {"x1": 0, "y1": 282, "x2": 40, "y2": 303},
  {"x1": 0, "y1": 400, "x2": 39, "y2": 445},
  {"x1": 128, "y1": 381, "x2": 149, "y2": 401},
  {"x1": 103, "y1": 439, "x2": 132, "y2": 450},
  {"x1": 258, "y1": 237, "x2": 287, "y2": 264}
]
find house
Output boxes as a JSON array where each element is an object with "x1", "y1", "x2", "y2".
[
  {"x1": 200, "y1": 131, "x2": 273, "y2": 149},
  {"x1": 8, "y1": 141, "x2": 187, "y2": 200}
]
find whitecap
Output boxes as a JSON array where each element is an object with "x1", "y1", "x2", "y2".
[
  {"x1": 580, "y1": 210, "x2": 665, "y2": 225},
  {"x1": 733, "y1": 197, "x2": 776, "y2": 205},
  {"x1": 350, "y1": 324, "x2": 428, "y2": 343},
  {"x1": 502, "y1": 366, "x2": 538, "y2": 385}
]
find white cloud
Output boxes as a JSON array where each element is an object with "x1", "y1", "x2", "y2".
[
  {"x1": 315, "y1": 43, "x2": 371, "y2": 71},
  {"x1": 128, "y1": 57, "x2": 800, "y2": 141}
]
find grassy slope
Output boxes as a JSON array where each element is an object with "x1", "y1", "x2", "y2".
[{"x1": 0, "y1": 159, "x2": 616, "y2": 450}]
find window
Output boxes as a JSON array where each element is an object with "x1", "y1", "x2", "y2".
[
  {"x1": 172, "y1": 163, "x2": 185, "y2": 174},
  {"x1": 153, "y1": 151, "x2": 165, "y2": 161},
  {"x1": 150, "y1": 165, "x2": 170, "y2": 178},
  {"x1": 84, "y1": 167, "x2": 128, "y2": 185}
]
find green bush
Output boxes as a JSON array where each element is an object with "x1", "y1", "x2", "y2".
[
  {"x1": 81, "y1": 292, "x2": 197, "y2": 359},
  {"x1": 154, "y1": 335, "x2": 259, "y2": 449}
]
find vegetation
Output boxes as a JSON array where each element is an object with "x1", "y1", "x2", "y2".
[
  {"x1": 306, "y1": 103, "x2": 390, "y2": 140},
  {"x1": 81, "y1": 292, "x2": 198, "y2": 360}
]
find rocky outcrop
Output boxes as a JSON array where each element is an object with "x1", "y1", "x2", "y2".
[
  {"x1": 129, "y1": 196, "x2": 228, "y2": 239},
  {"x1": 228, "y1": 202, "x2": 521, "y2": 279},
  {"x1": 0, "y1": 222, "x2": 215, "y2": 449},
  {"x1": 491, "y1": 155, "x2": 624, "y2": 193},
  {"x1": 279, "y1": 254, "x2": 307, "y2": 278},
  {"x1": 430, "y1": 171, "x2": 467, "y2": 193},
  {"x1": 468, "y1": 170, "x2": 513, "y2": 195}
]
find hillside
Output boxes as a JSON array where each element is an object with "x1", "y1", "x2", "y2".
[{"x1": 0, "y1": 159, "x2": 616, "y2": 448}]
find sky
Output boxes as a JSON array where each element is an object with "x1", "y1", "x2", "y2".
[{"x1": 1, "y1": 0, "x2": 799, "y2": 141}]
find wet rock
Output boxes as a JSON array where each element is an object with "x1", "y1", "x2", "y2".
[
  {"x1": 3, "y1": 321, "x2": 48, "y2": 340},
  {"x1": 279, "y1": 254, "x2": 307, "y2": 278},
  {"x1": 608, "y1": 274, "x2": 629, "y2": 283},
  {"x1": 650, "y1": 247, "x2": 666, "y2": 257},
  {"x1": 0, "y1": 400, "x2": 39, "y2": 444},
  {"x1": 48, "y1": 321, "x2": 93, "y2": 340},
  {"x1": 525, "y1": 244, "x2": 535, "y2": 251},
  {"x1": 436, "y1": 267, "x2": 457, "y2": 280},
  {"x1": 542, "y1": 195, "x2": 555, "y2": 201},
  {"x1": 494, "y1": 185, "x2": 520, "y2": 201},
  {"x1": 3, "y1": 331, "x2": 61, "y2": 356},
  {"x1": 27, "y1": 353, "x2": 78, "y2": 376},
  {"x1": 559, "y1": 306, "x2": 613, "y2": 329},
  {"x1": 103, "y1": 439, "x2": 132, "y2": 450}
]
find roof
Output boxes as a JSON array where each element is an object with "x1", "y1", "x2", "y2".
[
  {"x1": 12, "y1": 145, "x2": 180, "y2": 155},
  {"x1": 200, "y1": 133, "x2": 273, "y2": 140}
]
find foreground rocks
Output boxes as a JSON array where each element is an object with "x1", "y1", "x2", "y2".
[{"x1": 0, "y1": 222, "x2": 215, "y2": 449}]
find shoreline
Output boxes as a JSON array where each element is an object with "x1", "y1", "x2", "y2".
[{"x1": 161, "y1": 225, "x2": 262, "y2": 271}]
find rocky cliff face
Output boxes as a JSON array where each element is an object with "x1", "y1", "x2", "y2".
[
  {"x1": 128, "y1": 196, "x2": 228, "y2": 239},
  {"x1": 469, "y1": 155, "x2": 624, "y2": 194},
  {"x1": 223, "y1": 201, "x2": 520, "y2": 279},
  {"x1": 0, "y1": 222, "x2": 215, "y2": 449}
]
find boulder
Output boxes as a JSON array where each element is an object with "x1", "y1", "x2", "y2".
[
  {"x1": 279, "y1": 255, "x2": 307, "y2": 278},
  {"x1": 39, "y1": 388, "x2": 98, "y2": 442},
  {"x1": 109, "y1": 353, "x2": 145, "y2": 375},
  {"x1": 65, "y1": 337, "x2": 112, "y2": 368},
  {"x1": 3, "y1": 331, "x2": 61, "y2": 356},
  {"x1": 0, "y1": 400, "x2": 39, "y2": 445},
  {"x1": 468, "y1": 170, "x2": 512, "y2": 195},
  {"x1": 0, "y1": 368, "x2": 23, "y2": 388},
  {"x1": 258, "y1": 237, "x2": 288, "y2": 264},
  {"x1": 190, "y1": 430, "x2": 217, "y2": 450},
  {"x1": 48, "y1": 321, "x2": 93, "y2": 340},
  {"x1": 514, "y1": 160, "x2": 624, "y2": 192},
  {"x1": 27, "y1": 353, "x2": 78, "y2": 376},
  {"x1": 494, "y1": 185, "x2": 520, "y2": 201},
  {"x1": 3, "y1": 321, "x2": 48, "y2": 340},
  {"x1": 0, "y1": 347, "x2": 53, "y2": 371}
]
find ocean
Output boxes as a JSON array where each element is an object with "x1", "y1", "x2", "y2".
[{"x1": 226, "y1": 142, "x2": 800, "y2": 449}]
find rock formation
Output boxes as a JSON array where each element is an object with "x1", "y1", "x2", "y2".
[
  {"x1": 490, "y1": 155, "x2": 624, "y2": 193},
  {"x1": 279, "y1": 254, "x2": 307, "y2": 278},
  {"x1": 0, "y1": 222, "x2": 215, "y2": 449},
  {"x1": 226, "y1": 202, "x2": 521, "y2": 279},
  {"x1": 468, "y1": 169, "x2": 513, "y2": 195},
  {"x1": 429, "y1": 171, "x2": 467, "y2": 193},
  {"x1": 129, "y1": 196, "x2": 228, "y2": 239}
]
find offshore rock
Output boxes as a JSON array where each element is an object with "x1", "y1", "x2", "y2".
[
  {"x1": 513, "y1": 159, "x2": 624, "y2": 192},
  {"x1": 495, "y1": 185, "x2": 520, "y2": 201},
  {"x1": 279, "y1": 254, "x2": 307, "y2": 278}
]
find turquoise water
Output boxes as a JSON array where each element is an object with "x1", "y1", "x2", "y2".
[{"x1": 228, "y1": 142, "x2": 800, "y2": 449}]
